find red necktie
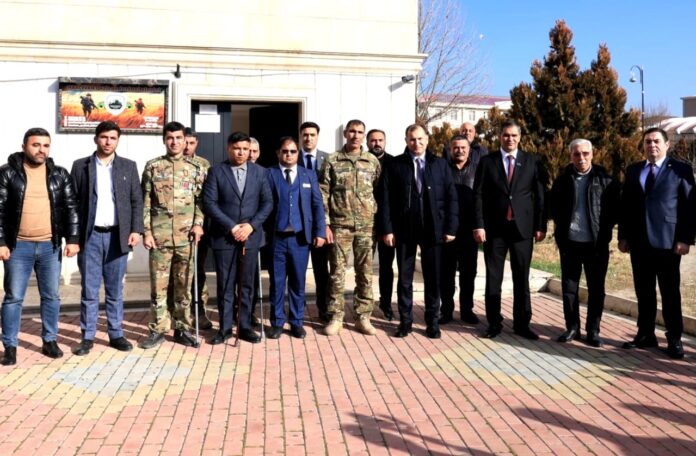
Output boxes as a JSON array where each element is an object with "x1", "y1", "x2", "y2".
[{"x1": 506, "y1": 154, "x2": 514, "y2": 221}]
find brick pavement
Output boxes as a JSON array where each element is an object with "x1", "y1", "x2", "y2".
[{"x1": 1, "y1": 287, "x2": 695, "y2": 456}]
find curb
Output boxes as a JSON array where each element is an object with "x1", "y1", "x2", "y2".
[{"x1": 542, "y1": 277, "x2": 696, "y2": 336}]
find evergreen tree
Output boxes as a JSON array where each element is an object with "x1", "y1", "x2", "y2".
[{"x1": 479, "y1": 20, "x2": 640, "y2": 181}]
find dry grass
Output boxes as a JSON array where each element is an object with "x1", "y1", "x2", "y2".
[{"x1": 532, "y1": 226, "x2": 696, "y2": 317}]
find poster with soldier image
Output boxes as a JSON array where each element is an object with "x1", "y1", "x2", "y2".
[{"x1": 57, "y1": 77, "x2": 168, "y2": 134}]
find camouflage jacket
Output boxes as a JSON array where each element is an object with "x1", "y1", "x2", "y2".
[
  {"x1": 142, "y1": 154, "x2": 206, "y2": 247},
  {"x1": 319, "y1": 148, "x2": 380, "y2": 231}
]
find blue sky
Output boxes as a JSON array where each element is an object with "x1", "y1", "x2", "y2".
[{"x1": 461, "y1": 0, "x2": 695, "y2": 116}]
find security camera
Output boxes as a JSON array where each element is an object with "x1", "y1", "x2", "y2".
[{"x1": 401, "y1": 75, "x2": 415, "y2": 84}]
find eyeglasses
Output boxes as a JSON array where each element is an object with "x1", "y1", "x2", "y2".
[{"x1": 280, "y1": 149, "x2": 298, "y2": 154}]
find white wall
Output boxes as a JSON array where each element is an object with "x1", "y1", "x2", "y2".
[{"x1": 0, "y1": 61, "x2": 418, "y2": 281}]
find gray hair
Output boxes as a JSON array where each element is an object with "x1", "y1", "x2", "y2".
[
  {"x1": 249, "y1": 137, "x2": 260, "y2": 147},
  {"x1": 568, "y1": 138, "x2": 592, "y2": 153}
]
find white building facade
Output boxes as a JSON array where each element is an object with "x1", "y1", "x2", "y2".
[{"x1": 0, "y1": 0, "x2": 423, "y2": 280}]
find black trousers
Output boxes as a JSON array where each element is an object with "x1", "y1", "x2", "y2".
[
  {"x1": 395, "y1": 238, "x2": 441, "y2": 326},
  {"x1": 629, "y1": 244, "x2": 683, "y2": 341},
  {"x1": 441, "y1": 235, "x2": 478, "y2": 318},
  {"x1": 482, "y1": 222, "x2": 532, "y2": 330},
  {"x1": 559, "y1": 241, "x2": 609, "y2": 334},
  {"x1": 373, "y1": 239, "x2": 396, "y2": 307},
  {"x1": 213, "y1": 246, "x2": 258, "y2": 332},
  {"x1": 309, "y1": 244, "x2": 330, "y2": 314}
]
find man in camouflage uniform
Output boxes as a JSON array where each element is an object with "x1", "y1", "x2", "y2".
[
  {"x1": 320, "y1": 119, "x2": 381, "y2": 336},
  {"x1": 140, "y1": 121, "x2": 206, "y2": 349},
  {"x1": 181, "y1": 127, "x2": 213, "y2": 330}
]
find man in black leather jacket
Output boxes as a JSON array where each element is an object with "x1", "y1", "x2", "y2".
[
  {"x1": 0, "y1": 127, "x2": 80, "y2": 366},
  {"x1": 549, "y1": 138, "x2": 619, "y2": 347}
]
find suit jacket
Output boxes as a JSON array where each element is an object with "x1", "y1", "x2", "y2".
[
  {"x1": 265, "y1": 166, "x2": 326, "y2": 244},
  {"x1": 300, "y1": 149, "x2": 330, "y2": 179},
  {"x1": 70, "y1": 153, "x2": 144, "y2": 255},
  {"x1": 473, "y1": 149, "x2": 547, "y2": 238},
  {"x1": 618, "y1": 157, "x2": 695, "y2": 249},
  {"x1": 203, "y1": 161, "x2": 273, "y2": 250},
  {"x1": 378, "y1": 149, "x2": 458, "y2": 243}
]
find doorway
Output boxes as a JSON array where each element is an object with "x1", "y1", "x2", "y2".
[{"x1": 191, "y1": 100, "x2": 301, "y2": 167}]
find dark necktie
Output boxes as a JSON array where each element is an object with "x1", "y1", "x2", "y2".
[
  {"x1": 285, "y1": 168, "x2": 292, "y2": 185},
  {"x1": 506, "y1": 154, "x2": 515, "y2": 221},
  {"x1": 416, "y1": 158, "x2": 424, "y2": 193},
  {"x1": 306, "y1": 155, "x2": 313, "y2": 170},
  {"x1": 645, "y1": 163, "x2": 655, "y2": 194}
]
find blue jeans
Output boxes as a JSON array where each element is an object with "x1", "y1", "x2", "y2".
[
  {"x1": 78, "y1": 229, "x2": 128, "y2": 340},
  {"x1": 2, "y1": 241, "x2": 62, "y2": 348}
]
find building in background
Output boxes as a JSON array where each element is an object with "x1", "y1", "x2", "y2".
[
  {"x1": 421, "y1": 94, "x2": 511, "y2": 130},
  {"x1": 0, "y1": 0, "x2": 422, "y2": 279}
]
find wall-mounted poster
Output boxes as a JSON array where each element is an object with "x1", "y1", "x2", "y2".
[{"x1": 57, "y1": 77, "x2": 169, "y2": 134}]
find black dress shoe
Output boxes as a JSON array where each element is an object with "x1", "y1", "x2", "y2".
[
  {"x1": 514, "y1": 327, "x2": 539, "y2": 340},
  {"x1": 557, "y1": 328, "x2": 579, "y2": 343},
  {"x1": 585, "y1": 332, "x2": 604, "y2": 348},
  {"x1": 42, "y1": 340, "x2": 64, "y2": 359},
  {"x1": 290, "y1": 325, "x2": 306, "y2": 339},
  {"x1": 139, "y1": 332, "x2": 165, "y2": 349},
  {"x1": 174, "y1": 330, "x2": 200, "y2": 347},
  {"x1": 622, "y1": 333, "x2": 658, "y2": 349},
  {"x1": 438, "y1": 315, "x2": 454, "y2": 325},
  {"x1": 426, "y1": 325, "x2": 441, "y2": 339},
  {"x1": 209, "y1": 329, "x2": 233, "y2": 345},
  {"x1": 666, "y1": 340, "x2": 684, "y2": 359},
  {"x1": 1, "y1": 347, "x2": 16, "y2": 366},
  {"x1": 267, "y1": 326, "x2": 283, "y2": 339},
  {"x1": 481, "y1": 326, "x2": 502, "y2": 339},
  {"x1": 460, "y1": 311, "x2": 480, "y2": 325},
  {"x1": 394, "y1": 323, "x2": 413, "y2": 338},
  {"x1": 379, "y1": 304, "x2": 394, "y2": 321},
  {"x1": 239, "y1": 328, "x2": 261, "y2": 344},
  {"x1": 109, "y1": 337, "x2": 133, "y2": 352},
  {"x1": 72, "y1": 339, "x2": 94, "y2": 356}
]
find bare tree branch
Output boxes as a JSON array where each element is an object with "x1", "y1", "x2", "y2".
[{"x1": 417, "y1": 0, "x2": 489, "y2": 124}]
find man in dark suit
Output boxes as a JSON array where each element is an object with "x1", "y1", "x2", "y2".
[
  {"x1": 265, "y1": 137, "x2": 326, "y2": 339},
  {"x1": 70, "y1": 121, "x2": 143, "y2": 356},
  {"x1": 473, "y1": 119, "x2": 547, "y2": 340},
  {"x1": 379, "y1": 124, "x2": 458, "y2": 338},
  {"x1": 203, "y1": 132, "x2": 273, "y2": 344},
  {"x1": 367, "y1": 128, "x2": 396, "y2": 321},
  {"x1": 618, "y1": 127, "x2": 695, "y2": 359},
  {"x1": 298, "y1": 121, "x2": 332, "y2": 322}
]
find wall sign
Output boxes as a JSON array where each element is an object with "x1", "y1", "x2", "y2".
[{"x1": 57, "y1": 77, "x2": 169, "y2": 134}]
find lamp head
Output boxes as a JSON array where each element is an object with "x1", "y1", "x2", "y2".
[{"x1": 629, "y1": 72, "x2": 637, "y2": 83}]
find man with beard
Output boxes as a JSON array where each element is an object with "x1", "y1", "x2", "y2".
[{"x1": 367, "y1": 128, "x2": 396, "y2": 321}]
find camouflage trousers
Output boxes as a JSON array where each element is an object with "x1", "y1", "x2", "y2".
[
  {"x1": 191, "y1": 240, "x2": 211, "y2": 323},
  {"x1": 166, "y1": 240, "x2": 211, "y2": 325},
  {"x1": 149, "y1": 244, "x2": 194, "y2": 333},
  {"x1": 328, "y1": 226, "x2": 374, "y2": 318}
]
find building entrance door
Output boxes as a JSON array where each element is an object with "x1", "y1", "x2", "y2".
[{"x1": 191, "y1": 101, "x2": 301, "y2": 167}]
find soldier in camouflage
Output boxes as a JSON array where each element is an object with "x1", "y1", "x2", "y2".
[
  {"x1": 140, "y1": 121, "x2": 206, "y2": 349},
  {"x1": 319, "y1": 119, "x2": 381, "y2": 336}
]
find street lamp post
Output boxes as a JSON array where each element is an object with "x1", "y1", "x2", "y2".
[{"x1": 630, "y1": 65, "x2": 645, "y2": 130}]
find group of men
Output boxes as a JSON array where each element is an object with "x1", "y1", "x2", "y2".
[{"x1": 0, "y1": 117, "x2": 691, "y2": 366}]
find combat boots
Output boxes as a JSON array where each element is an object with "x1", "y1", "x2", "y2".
[
  {"x1": 354, "y1": 315, "x2": 377, "y2": 336},
  {"x1": 324, "y1": 317, "x2": 343, "y2": 336}
]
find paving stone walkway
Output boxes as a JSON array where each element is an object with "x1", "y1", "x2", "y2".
[{"x1": 0, "y1": 290, "x2": 695, "y2": 455}]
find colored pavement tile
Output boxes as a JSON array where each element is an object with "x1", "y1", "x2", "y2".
[{"x1": 1, "y1": 270, "x2": 696, "y2": 455}]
